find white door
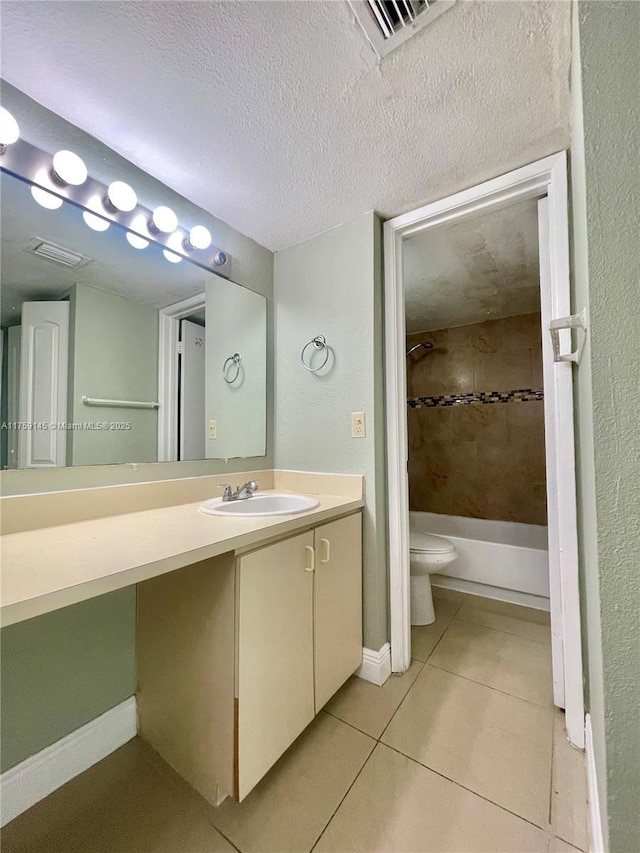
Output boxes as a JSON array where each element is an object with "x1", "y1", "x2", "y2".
[
  {"x1": 538, "y1": 197, "x2": 583, "y2": 740},
  {"x1": 18, "y1": 301, "x2": 69, "y2": 468},
  {"x1": 6, "y1": 326, "x2": 22, "y2": 469},
  {"x1": 179, "y1": 319, "x2": 206, "y2": 461}
]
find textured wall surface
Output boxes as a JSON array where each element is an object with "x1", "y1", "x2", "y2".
[
  {"x1": 274, "y1": 212, "x2": 388, "y2": 651},
  {"x1": 571, "y1": 3, "x2": 640, "y2": 851},
  {"x1": 1, "y1": 1, "x2": 571, "y2": 250},
  {"x1": 407, "y1": 314, "x2": 546, "y2": 524},
  {"x1": 0, "y1": 588, "x2": 135, "y2": 772}
]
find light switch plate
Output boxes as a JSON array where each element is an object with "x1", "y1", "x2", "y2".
[
  {"x1": 208, "y1": 420, "x2": 217, "y2": 439},
  {"x1": 351, "y1": 411, "x2": 365, "y2": 438}
]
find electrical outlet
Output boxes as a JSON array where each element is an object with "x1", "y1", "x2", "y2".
[
  {"x1": 351, "y1": 411, "x2": 365, "y2": 438},
  {"x1": 208, "y1": 420, "x2": 217, "y2": 439}
]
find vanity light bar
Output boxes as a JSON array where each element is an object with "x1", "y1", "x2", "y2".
[
  {"x1": 0, "y1": 134, "x2": 232, "y2": 276},
  {"x1": 0, "y1": 106, "x2": 20, "y2": 151}
]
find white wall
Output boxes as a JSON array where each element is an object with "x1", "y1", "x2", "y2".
[{"x1": 274, "y1": 212, "x2": 388, "y2": 651}]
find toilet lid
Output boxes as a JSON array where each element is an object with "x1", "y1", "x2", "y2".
[{"x1": 410, "y1": 531, "x2": 456, "y2": 555}]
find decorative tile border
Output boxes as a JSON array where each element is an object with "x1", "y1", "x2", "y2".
[{"x1": 408, "y1": 389, "x2": 544, "y2": 409}]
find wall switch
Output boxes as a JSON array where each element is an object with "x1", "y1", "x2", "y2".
[
  {"x1": 351, "y1": 411, "x2": 365, "y2": 438},
  {"x1": 208, "y1": 420, "x2": 217, "y2": 440}
]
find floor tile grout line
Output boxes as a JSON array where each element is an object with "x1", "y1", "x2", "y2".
[
  {"x1": 454, "y1": 612, "x2": 552, "y2": 645},
  {"x1": 448, "y1": 615, "x2": 553, "y2": 647},
  {"x1": 379, "y1": 740, "x2": 552, "y2": 836},
  {"x1": 376, "y1": 625, "x2": 453, "y2": 743},
  {"x1": 210, "y1": 822, "x2": 244, "y2": 853},
  {"x1": 376, "y1": 656, "x2": 428, "y2": 742},
  {"x1": 308, "y1": 738, "x2": 378, "y2": 853},
  {"x1": 453, "y1": 591, "x2": 551, "y2": 620},
  {"x1": 322, "y1": 708, "x2": 382, "y2": 742},
  {"x1": 422, "y1": 614, "x2": 458, "y2": 663},
  {"x1": 425, "y1": 658, "x2": 553, "y2": 709}
]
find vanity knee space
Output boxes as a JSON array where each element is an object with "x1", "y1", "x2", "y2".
[{"x1": 136, "y1": 510, "x2": 362, "y2": 806}]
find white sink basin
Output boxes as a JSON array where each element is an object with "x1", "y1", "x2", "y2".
[{"x1": 199, "y1": 492, "x2": 320, "y2": 517}]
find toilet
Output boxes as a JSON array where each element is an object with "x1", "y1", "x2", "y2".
[{"x1": 410, "y1": 531, "x2": 458, "y2": 625}]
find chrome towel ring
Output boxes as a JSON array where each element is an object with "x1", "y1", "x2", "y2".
[
  {"x1": 301, "y1": 335, "x2": 329, "y2": 373},
  {"x1": 223, "y1": 353, "x2": 241, "y2": 384}
]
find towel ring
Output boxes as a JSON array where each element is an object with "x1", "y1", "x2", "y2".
[
  {"x1": 223, "y1": 353, "x2": 241, "y2": 384},
  {"x1": 301, "y1": 335, "x2": 329, "y2": 373}
]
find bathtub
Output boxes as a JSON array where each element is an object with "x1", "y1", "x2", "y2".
[{"x1": 410, "y1": 511, "x2": 550, "y2": 611}]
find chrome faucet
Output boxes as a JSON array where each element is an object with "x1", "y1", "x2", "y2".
[{"x1": 218, "y1": 481, "x2": 259, "y2": 502}]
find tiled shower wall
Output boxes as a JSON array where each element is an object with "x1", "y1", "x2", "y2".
[{"x1": 406, "y1": 313, "x2": 546, "y2": 526}]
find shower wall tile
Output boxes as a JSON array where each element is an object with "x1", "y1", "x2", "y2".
[
  {"x1": 474, "y1": 351, "x2": 534, "y2": 393},
  {"x1": 407, "y1": 314, "x2": 546, "y2": 526}
]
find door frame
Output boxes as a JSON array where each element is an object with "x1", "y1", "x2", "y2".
[
  {"x1": 157, "y1": 293, "x2": 205, "y2": 462},
  {"x1": 383, "y1": 152, "x2": 585, "y2": 748}
]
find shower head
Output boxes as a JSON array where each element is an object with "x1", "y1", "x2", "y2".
[{"x1": 406, "y1": 342, "x2": 434, "y2": 357}]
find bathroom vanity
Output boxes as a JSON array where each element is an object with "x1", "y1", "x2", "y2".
[{"x1": 0, "y1": 471, "x2": 363, "y2": 806}]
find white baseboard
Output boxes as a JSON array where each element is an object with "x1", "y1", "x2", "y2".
[
  {"x1": 431, "y1": 576, "x2": 550, "y2": 612},
  {"x1": 585, "y1": 713, "x2": 606, "y2": 853},
  {"x1": 0, "y1": 696, "x2": 137, "y2": 828},
  {"x1": 357, "y1": 643, "x2": 391, "y2": 686}
]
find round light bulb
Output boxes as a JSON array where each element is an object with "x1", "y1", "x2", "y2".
[
  {"x1": 52, "y1": 150, "x2": 88, "y2": 186},
  {"x1": 83, "y1": 211, "x2": 110, "y2": 232},
  {"x1": 106, "y1": 180, "x2": 137, "y2": 212},
  {"x1": 31, "y1": 185, "x2": 63, "y2": 210},
  {"x1": 126, "y1": 232, "x2": 150, "y2": 250},
  {"x1": 150, "y1": 205, "x2": 177, "y2": 233},
  {"x1": 163, "y1": 249, "x2": 182, "y2": 264},
  {"x1": 126, "y1": 214, "x2": 150, "y2": 249},
  {"x1": 187, "y1": 225, "x2": 212, "y2": 250},
  {"x1": 0, "y1": 107, "x2": 20, "y2": 148},
  {"x1": 82, "y1": 196, "x2": 110, "y2": 232}
]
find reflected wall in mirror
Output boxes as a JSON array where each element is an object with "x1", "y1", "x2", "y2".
[
  {"x1": 0, "y1": 169, "x2": 267, "y2": 468},
  {"x1": 205, "y1": 278, "x2": 267, "y2": 459}
]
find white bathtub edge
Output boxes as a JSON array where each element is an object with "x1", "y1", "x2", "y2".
[{"x1": 431, "y1": 576, "x2": 550, "y2": 612}]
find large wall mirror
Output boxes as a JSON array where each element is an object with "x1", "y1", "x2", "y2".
[{"x1": 0, "y1": 168, "x2": 267, "y2": 470}]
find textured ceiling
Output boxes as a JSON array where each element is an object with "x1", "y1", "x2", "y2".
[
  {"x1": 0, "y1": 171, "x2": 210, "y2": 326},
  {"x1": 0, "y1": 1, "x2": 570, "y2": 251},
  {"x1": 403, "y1": 198, "x2": 540, "y2": 332}
]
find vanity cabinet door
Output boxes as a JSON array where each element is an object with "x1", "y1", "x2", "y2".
[
  {"x1": 236, "y1": 530, "x2": 315, "y2": 800},
  {"x1": 314, "y1": 513, "x2": 363, "y2": 712}
]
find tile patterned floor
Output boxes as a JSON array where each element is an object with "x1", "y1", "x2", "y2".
[{"x1": 3, "y1": 589, "x2": 589, "y2": 853}]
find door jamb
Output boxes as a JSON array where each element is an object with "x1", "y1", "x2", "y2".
[
  {"x1": 383, "y1": 152, "x2": 585, "y2": 747},
  {"x1": 157, "y1": 293, "x2": 205, "y2": 462}
]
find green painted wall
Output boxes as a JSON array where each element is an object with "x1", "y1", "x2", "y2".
[
  {"x1": 0, "y1": 589, "x2": 135, "y2": 772},
  {"x1": 570, "y1": 3, "x2": 640, "y2": 850},
  {"x1": 68, "y1": 284, "x2": 158, "y2": 466},
  {"x1": 274, "y1": 212, "x2": 388, "y2": 651}
]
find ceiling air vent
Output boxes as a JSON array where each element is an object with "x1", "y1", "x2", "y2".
[
  {"x1": 23, "y1": 238, "x2": 92, "y2": 269},
  {"x1": 348, "y1": 0, "x2": 455, "y2": 58}
]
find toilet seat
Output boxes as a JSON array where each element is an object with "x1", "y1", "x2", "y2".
[{"x1": 410, "y1": 531, "x2": 456, "y2": 555}]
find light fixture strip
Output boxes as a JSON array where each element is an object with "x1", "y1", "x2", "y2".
[{"x1": 0, "y1": 137, "x2": 231, "y2": 276}]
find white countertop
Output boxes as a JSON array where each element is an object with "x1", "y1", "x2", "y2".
[{"x1": 0, "y1": 491, "x2": 363, "y2": 627}]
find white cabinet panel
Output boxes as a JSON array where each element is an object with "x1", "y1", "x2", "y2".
[
  {"x1": 314, "y1": 514, "x2": 363, "y2": 711},
  {"x1": 236, "y1": 530, "x2": 315, "y2": 800}
]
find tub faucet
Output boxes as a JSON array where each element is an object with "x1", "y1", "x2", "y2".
[{"x1": 218, "y1": 481, "x2": 259, "y2": 502}]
